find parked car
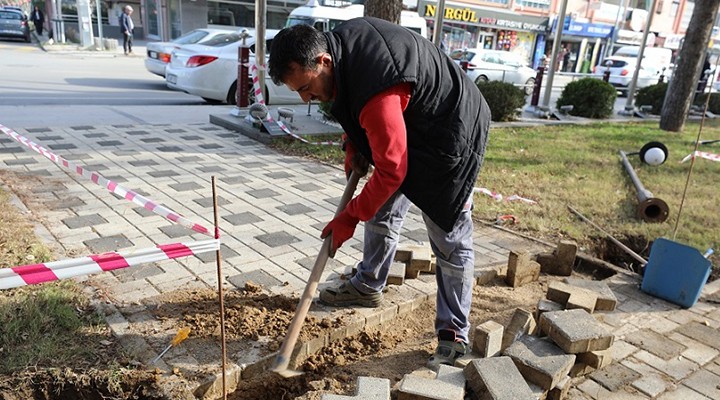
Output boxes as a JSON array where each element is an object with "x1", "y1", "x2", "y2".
[
  {"x1": 449, "y1": 48, "x2": 536, "y2": 94},
  {"x1": 0, "y1": 8, "x2": 30, "y2": 43},
  {"x1": 592, "y1": 56, "x2": 666, "y2": 96},
  {"x1": 165, "y1": 29, "x2": 302, "y2": 105},
  {"x1": 145, "y1": 28, "x2": 236, "y2": 77}
]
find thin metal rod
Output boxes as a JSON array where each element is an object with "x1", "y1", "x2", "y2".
[
  {"x1": 211, "y1": 176, "x2": 227, "y2": 400},
  {"x1": 568, "y1": 205, "x2": 647, "y2": 266},
  {"x1": 672, "y1": 54, "x2": 720, "y2": 240}
]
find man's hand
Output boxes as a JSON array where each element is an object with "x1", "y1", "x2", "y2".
[
  {"x1": 321, "y1": 210, "x2": 359, "y2": 257},
  {"x1": 350, "y1": 151, "x2": 370, "y2": 178}
]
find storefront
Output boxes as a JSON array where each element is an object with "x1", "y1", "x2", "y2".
[
  {"x1": 549, "y1": 17, "x2": 614, "y2": 73},
  {"x1": 417, "y1": 0, "x2": 549, "y2": 66}
]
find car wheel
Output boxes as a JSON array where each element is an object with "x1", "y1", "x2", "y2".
[
  {"x1": 524, "y1": 78, "x2": 536, "y2": 95},
  {"x1": 226, "y1": 82, "x2": 239, "y2": 105},
  {"x1": 474, "y1": 75, "x2": 489, "y2": 85}
]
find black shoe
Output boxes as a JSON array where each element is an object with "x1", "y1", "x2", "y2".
[{"x1": 427, "y1": 329, "x2": 467, "y2": 370}]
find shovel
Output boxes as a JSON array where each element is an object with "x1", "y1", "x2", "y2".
[{"x1": 271, "y1": 171, "x2": 360, "y2": 377}]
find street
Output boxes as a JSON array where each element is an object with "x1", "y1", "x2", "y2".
[{"x1": 0, "y1": 40, "x2": 226, "y2": 128}]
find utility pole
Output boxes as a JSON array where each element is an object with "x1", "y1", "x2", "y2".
[
  {"x1": 255, "y1": 0, "x2": 267, "y2": 99},
  {"x1": 541, "y1": 0, "x2": 569, "y2": 109},
  {"x1": 431, "y1": 0, "x2": 446, "y2": 48},
  {"x1": 621, "y1": 0, "x2": 658, "y2": 114},
  {"x1": 606, "y1": 0, "x2": 631, "y2": 60}
]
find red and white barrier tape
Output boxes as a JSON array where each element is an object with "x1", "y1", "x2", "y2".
[
  {"x1": 681, "y1": 150, "x2": 720, "y2": 163},
  {"x1": 0, "y1": 124, "x2": 211, "y2": 236},
  {"x1": 473, "y1": 187, "x2": 537, "y2": 204},
  {"x1": 249, "y1": 64, "x2": 342, "y2": 147},
  {"x1": 0, "y1": 239, "x2": 220, "y2": 290}
]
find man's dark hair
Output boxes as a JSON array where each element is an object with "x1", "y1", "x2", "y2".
[{"x1": 268, "y1": 24, "x2": 328, "y2": 85}]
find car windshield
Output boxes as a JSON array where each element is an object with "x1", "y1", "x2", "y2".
[{"x1": 603, "y1": 59, "x2": 629, "y2": 68}]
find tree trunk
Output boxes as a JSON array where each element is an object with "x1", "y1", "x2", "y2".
[
  {"x1": 660, "y1": 0, "x2": 720, "y2": 132},
  {"x1": 364, "y1": 0, "x2": 402, "y2": 24}
]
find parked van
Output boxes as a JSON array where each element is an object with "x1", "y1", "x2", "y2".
[
  {"x1": 614, "y1": 46, "x2": 673, "y2": 73},
  {"x1": 286, "y1": 0, "x2": 428, "y2": 38}
]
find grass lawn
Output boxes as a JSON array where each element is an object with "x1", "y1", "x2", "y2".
[{"x1": 270, "y1": 120, "x2": 719, "y2": 270}]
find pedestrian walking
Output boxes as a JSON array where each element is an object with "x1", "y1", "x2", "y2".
[
  {"x1": 268, "y1": 18, "x2": 490, "y2": 370},
  {"x1": 120, "y1": 5, "x2": 134, "y2": 55},
  {"x1": 30, "y1": 6, "x2": 44, "y2": 36}
]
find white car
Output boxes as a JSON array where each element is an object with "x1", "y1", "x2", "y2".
[
  {"x1": 592, "y1": 56, "x2": 666, "y2": 96},
  {"x1": 449, "y1": 48, "x2": 537, "y2": 94},
  {"x1": 145, "y1": 28, "x2": 236, "y2": 77},
  {"x1": 165, "y1": 29, "x2": 303, "y2": 105}
]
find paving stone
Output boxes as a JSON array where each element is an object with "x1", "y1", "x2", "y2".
[
  {"x1": 464, "y1": 357, "x2": 535, "y2": 400},
  {"x1": 84, "y1": 235, "x2": 134, "y2": 254},
  {"x1": 4, "y1": 158, "x2": 37, "y2": 166},
  {"x1": 631, "y1": 373, "x2": 670, "y2": 398},
  {"x1": 97, "y1": 140, "x2": 124, "y2": 146},
  {"x1": 536, "y1": 299, "x2": 564, "y2": 321},
  {"x1": 157, "y1": 146, "x2": 183, "y2": 152},
  {"x1": 125, "y1": 130, "x2": 149, "y2": 135},
  {"x1": 255, "y1": 231, "x2": 300, "y2": 248},
  {"x1": 128, "y1": 159, "x2": 159, "y2": 167},
  {"x1": 539, "y1": 309, "x2": 614, "y2": 354},
  {"x1": 170, "y1": 182, "x2": 203, "y2": 192},
  {"x1": 322, "y1": 376, "x2": 390, "y2": 400},
  {"x1": 25, "y1": 127, "x2": 51, "y2": 133},
  {"x1": 675, "y1": 321, "x2": 720, "y2": 350},
  {"x1": 239, "y1": 161, "x2": 267, "y2": 169},
  {"x1": 165, "y1": 128, "x2": 186, "y2": 133},
  {"x1": 112, "y1": 263, "x2": 165, "y2": 283},
  {"x1": 293, "y1": 182, "x2": 323, "y2": 192},
  {"x1": 387, "y1": 261, "x2": 406, "y2": 286},
  {"x1": 589, "y1": 362, "x2": 642, "y2": 392},
  {"x1": 247, "y1": 188, "x2": 280, "y2": 199},
  {"x1": 226, "y1": 269, "x2": 283, "y2": 289},
  {"x1": 0, "y1": 147, "x2": 24, "y2": 154},
  {"x1": 199, "y1": 143, "x2": 223, "y2": 150},
  {"x1": 140, "y1": 137, "x2": 165, "y2": 143},
  {"x1": 397, "y1": 365, "x2": 464, "y2": 400},
  {"x1": 669, "y1": 331, "x2": 720, "y2": 365},
  {"x1": 546, "y1": 281, "x2": 597, "y2": 313},
  {"x1": 503, "y1": 335, "x2": 575, "y2": 390},
  {"x1": 265, "y1": 171, "x2": 294, "y2": 179},
  {"x1": 71, "y1": 125, "x2": 94, "y2": 130},
  {"x1": 576, "y1": 348, "x2": 613, "y2": 369},
  {"x1": 277, "y1": 203, "x2": 314, "y2": 216},
  {"x1": 223, "y1": 212, "x2": 263, "y2": 226},
  {"x1": 473, "y1": 320, "x2": 503, "y2": 358},
  {"x1": 180, "y1": 135, "x2": 202, "y2": 140},
  {"x1": 193, "y1": 196, "x2": 231, "y2": 208},
  {"x1": 547, "y1": 375, "x2": 571, "y2": 400},
  {"x1": 147, "y1": 170, "x2": 179, "y2": 178},
  {"x1": 505, "y1": 250, "x2": 540, "y2": 288},
  {"x1": 624, "y1": 328, "x2": 686, "y2": 360},
  {"x1": 633, "y1": 349, "x2": 700, "y2": 380},
  {"x1": 158, "y1": 224, "x2": 195, "y2": 239},
  {"x1": 195, "y1": 244, "x2": 239, "y2": 262},
  {"x1": 176, "y1": 155, "x2": 202, "y2": 162},
  {"x1": 219, "y1": 175, "x2": 250, "y2": 185},
  {"x1": 62, "y1": 213, "x2": 108, "y2": 229},
  {"x1": 502, "y1": 308, "x2": 536, "y2": 350},
  {"x1": 656, "y1": 385, "x2": 714, "y2": 400},
  {"x1": 197, "y1": 165, "x2": 226, "y2": 173},
  {"x1": 682, "y1": 369, "x2": 720, "y2": 399}
]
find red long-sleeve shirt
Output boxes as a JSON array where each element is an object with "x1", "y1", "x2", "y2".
[{"x1": 344, "y1": 83, "x2": 411, "y2": 221}]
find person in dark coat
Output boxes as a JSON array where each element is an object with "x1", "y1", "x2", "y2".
[
  {"x1": 30, "y1": 6, "x2": 44, "y2": 36},
  {"x1": 119, "y1": 5, "x2": 134, "y2": 55},
  {"x1": 268, "y1": 19, "x2": 490, "y2": 370}
]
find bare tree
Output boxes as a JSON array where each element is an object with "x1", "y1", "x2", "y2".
[
  {"x1": 364, "y1": 0, "x2": 402, "y2": 24},
  {"x1": 660, "y1": 0, "x2": 720, "y2": 132}
]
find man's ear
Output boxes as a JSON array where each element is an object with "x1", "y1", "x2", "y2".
[{"x1": 318, "y1": 53, "x2": 333, "y2": 67}]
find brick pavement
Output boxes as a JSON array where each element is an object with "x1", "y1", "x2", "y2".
[{"x1": 1, "y1": 120, "x2": 719, "y2": 399}]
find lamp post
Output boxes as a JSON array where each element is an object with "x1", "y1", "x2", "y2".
[
  {"x1": 621, "y1": 0, "x2": 658, "y2": 114},
  {"x1": 432, "y1": 0, "x2": 446, "y2": 48},
  {"x1": 605, "y1": 0, "x2": 631, "y2": 60},
  {"x1": 541, "y1": 0, "x2": 569, "y2": 109}
]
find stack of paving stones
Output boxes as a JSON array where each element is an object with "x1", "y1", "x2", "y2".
[{"x1": 351, "y1": 243, "x2": 437, "y2": 285}]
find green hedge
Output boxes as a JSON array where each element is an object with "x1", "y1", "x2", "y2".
[
  {"x1": 477, "y1": 81, "x2": 526, "y2": 122},
  {"x1": 556, "y1": 78, "x2": 617, "y2": 119},
  {"x1": 635, "y1": 83, "x2": 668, "y2": 115}
]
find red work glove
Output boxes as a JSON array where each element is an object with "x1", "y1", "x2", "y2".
[{"x1": 321, "y1": 210, "x2": 360, "y2": 257}]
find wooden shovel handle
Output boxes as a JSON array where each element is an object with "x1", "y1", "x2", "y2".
[{"x1": 272, "y1": 171, "x2": 360, "y2": 374}]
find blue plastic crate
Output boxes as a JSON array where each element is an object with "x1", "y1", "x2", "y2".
[{"x1": 641, "y1": 238, "x2": 712, "y2": 308}]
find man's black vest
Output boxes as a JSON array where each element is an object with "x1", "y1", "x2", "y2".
[{"x1": 326, "y1": 17, "x2": 490, "y2": 232}]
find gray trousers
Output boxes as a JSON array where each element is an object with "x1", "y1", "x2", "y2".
[{"x1": 350, "y1": 191, "x2": 475, "y2": 342}]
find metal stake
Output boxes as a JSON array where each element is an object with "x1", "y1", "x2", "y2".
[{"x1": 212, "y1": 176, "x2": 227, "y2": 400}]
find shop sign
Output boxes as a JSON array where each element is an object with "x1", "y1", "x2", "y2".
[
  {"x1": 420, "y1": 1, "x2": 548, "y2": 32},
  {"x1": 566, "y1": 21, "x2": 613, "y2": 38}
]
